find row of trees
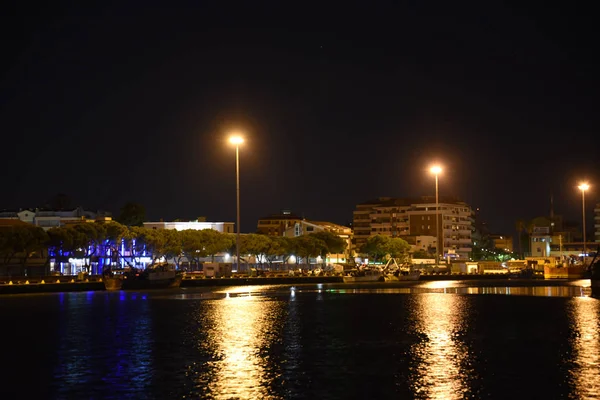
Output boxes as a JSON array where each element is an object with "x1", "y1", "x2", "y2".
[
  {"x1": 1, "y1": 220, "x2": 419, "y2": 269},
  {"x1": 0, "y1": 221, "x2": 350, "y2": 268}
]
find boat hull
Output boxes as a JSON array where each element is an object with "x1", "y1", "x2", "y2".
[
  {"x1": 342, "y1": 275, "x2": 383, "y2": 283},
  {"x1": 122, "y1": 274, "x2": 183, "y2": 290},
  {"x1": 103, "y1": 276, "x2": 124, "y2": 291},
  {"x1": 543, "y1": 266, "x2": 586, "y2": 279},
  {"x1": 384, "y1": 271, "x2": 421, "y2": 281},
  {"x1": 103, "y1": 274, "x2": 183, "y2": 291}
]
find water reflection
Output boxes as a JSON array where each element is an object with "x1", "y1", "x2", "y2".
[
  {"x1": 199, "y1": 296, "x2": 283, "y2": 399},
  {"x1": 567, "y1": 297, "x2": 600, "y2": 398},
  {"x1": 409, "y1": 294, "x2": 477, "y2": 399},
  {"x1": 456, "y1": 286, "x2": 591, "y2": 297},
  {"x1": 53, "y1": 292, "x2": 153, "y2": 398},
  {"x1": 320, "y1": 285, "x2": 592, "y2": 298}
]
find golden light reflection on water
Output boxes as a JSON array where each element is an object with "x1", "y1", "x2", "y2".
[
  {"x1": 410, "y1": 294, "x2": 473, "y2": 399},
  {"x1": 568, "y1": 297, "x2": 600, "y2": 398},
  {"x1": 200, "y1": 296, "x2": 282, "y2": 399}
]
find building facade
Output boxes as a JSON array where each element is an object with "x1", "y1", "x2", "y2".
[
  {"x1": 144, "y1": 221, "x2": 235, "y2": 233},
  {"x1": 0, "y1": 207, "x2": 112, "y2": 231},
  {"x1": 282, "y1": 219, "x2": 353, "y2": 263},
  {"x1": 256, "y1": 210, "x2": 304, "y2": 236},
  {"x1": 352, "y1": 196, "x2": 474, "y2": 260}
]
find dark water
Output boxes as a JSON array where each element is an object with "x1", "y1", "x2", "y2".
[{"x1": 1, "y1": 280, "x2": 599, "y2": 399}]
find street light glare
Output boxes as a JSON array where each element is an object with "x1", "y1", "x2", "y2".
[
  {"x1": 578, "y1": 182, "x2": 590, "y2": 191},
  {"x1": 229, "y1": 136, "x2": 244, "y2": 145},
  {"x1": 430, "y1": 165, "x2": 442, "y2": 174}
]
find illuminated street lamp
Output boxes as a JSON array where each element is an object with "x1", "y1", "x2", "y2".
[
  {"x1": 578, "y1": 182, "x2": 590, "y2": 262},
  {"x1": 430, "y1": 165, "x2": 443, "y2": 265},
  {"x1": 229, "y1": 135, "x2": 244, "y2": 271}
]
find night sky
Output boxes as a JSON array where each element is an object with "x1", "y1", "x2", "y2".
[{"x1": 1, "y1": 1, "x2": 598, "y2": 235}]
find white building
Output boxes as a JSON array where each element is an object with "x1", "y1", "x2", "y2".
[
  {"x1": 283, "y1": 219, "x2": 353, "y2": 264},
  {"x1": 143, "y1": 221, "x2": 235, "y2": 233},
  {"x1": 0, "y1": 207, "x2": 112, "y2": 231}
]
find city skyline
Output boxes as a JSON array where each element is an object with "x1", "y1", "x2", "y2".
[{"x1": 1, "y1": 2, "x2": 598, "y2": 236}]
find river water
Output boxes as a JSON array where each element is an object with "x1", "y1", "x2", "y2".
[{"x1": 0, "y1": 280, "x2": 599, "y2": 399}]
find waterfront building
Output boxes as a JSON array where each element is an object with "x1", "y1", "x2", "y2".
[
  {"x1": 256, "y1": 210, "x2": 304, "y2": 236},
  {"x1": 527, "y1": 215, "x2": 583, "y2": 258},
  {"x1": 282, "y1": 219, "x2": 353, "y2": 264},
  {"x1": 144, "y1": 220, "x2": 235, "y2": 233},
  {"x1": 353, "y1": 196, "x2": 473, "y2": 260},
  {"x1": 0, "y1": 207, "x2": 112, "y2": 230},
  {"x1": 401, "y1": 235, "x2": 438, "y2": 254}
]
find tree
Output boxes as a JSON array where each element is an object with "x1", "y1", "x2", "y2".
[
  {"x1": 241, "y1": 234, "x2": 274, "y2": 266},
  {"x1": 412, "y1": 250, "x2": 434, "y2": 259},
  {"x1": 309, "y1": 231, "x2": 347, "y2": 264},
  {"x1": 117, "y1": 202, "x2": 146, "y2": 227},
  {"x1": 0, "y1": 226, "x2": 48, "y2": 267},
  {"x1": 199, "y1": 229, "x2": 232, "y2": 262},
  {"x1": 272, "y1": 236, "x2": 295, "y2": 265},
  {"x1": 162, "y1": 230, "x2": 184, "y2": 267},
  {"x1": 16, "y1": 226, "x2": 48, "y2": 267},
  {"x1": 71, "y1": 223, "x2": 104, "y2": 258},
  {"x1": 180, "y1": 230, "x2": 204, "y2": 269},
  {"x1": 387, "y1": 237, "x2": 410, "y2": 262},
  {"x1": 360, "y1": 235, "x2": 390, "y2": 262},
  {"x1": 293, "y1": 235, "x2": 327, "y2": 267},
  {"x1": 47, "y1": 226, "x2": 86, "y2": 258},
  {"x1": 263, "y1": 236, "x2": 287, "y2": 269}
]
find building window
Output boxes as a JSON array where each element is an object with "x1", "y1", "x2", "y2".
[{"x1": 421, "y1": 225, "x2": 425, "y2": 229}]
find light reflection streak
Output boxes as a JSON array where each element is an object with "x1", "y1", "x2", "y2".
[
  {"x1": 568, "y1": 297, "x2": 600, "y2": 398},
  {"x1": 409, "y1": 294, "x2": 474, "y2": 399},
  {"x1": 201, "y1": 296, "x2": 281, "y2": 399}
]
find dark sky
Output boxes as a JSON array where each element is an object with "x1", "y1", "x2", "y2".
[{"x1": 1, "y1": 1, "x2": 598, "y2": 235}]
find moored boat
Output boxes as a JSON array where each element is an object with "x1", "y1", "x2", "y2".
[
  {"x1": 103, "y1": 264, "x2": 183, "y2": 291},
  {"x1": 384, "y1": 269, "x2": 421, "y2": 282},
  {"x1": 342, "y1": 266, "x2": 384, "y2": 283},
  {"x1": 103, "y1": 275, "x2": 124, "y2": 290},
  {"x1": 543, "y1": 265, "x2": 587, "y2": 279},
  {"x1": 381, "y1": 258, "x2": 421, "y2": 282}
]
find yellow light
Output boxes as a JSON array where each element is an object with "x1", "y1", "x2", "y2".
[
  {"x1": 229, "y1": 136, "x2": 244, "y2": 145},
  {"x1": 578, "y1": 182, "x2": 589, "y2": 191},
  {"x1": 430, "y1": 165, "x2": 442, "y2": 175}
]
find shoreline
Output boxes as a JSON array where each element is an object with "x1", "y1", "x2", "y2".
[{"x1": 0, "y1": 274, "x2": 589, "y2": 295}]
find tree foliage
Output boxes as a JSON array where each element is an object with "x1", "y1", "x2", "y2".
[
  {"x1": 2, "y1": 220, "x2": 353, "y2": 269},
  {"x1": 309, "y1": 231, "x2": 346, "y2": 256},
  {"x1": 360, "y1": 234, "x2": 410, "y2": 262},
  {"x1": 117, "y1": 202, "x2": 146, "y2": 227},
  {"x1": 0, "y1": 225, "x2": 48, "y2": 266}
]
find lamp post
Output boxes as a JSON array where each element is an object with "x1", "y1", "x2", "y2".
[
  {"x1": 430, "y1": 165, "x2": 443, "y2": 265},
  {"x1": 578, "y1": 182, "x2": 589, "y2": 263},
  {"x1": 229, "y1": 135, "x2": 244, "y2": 272}
]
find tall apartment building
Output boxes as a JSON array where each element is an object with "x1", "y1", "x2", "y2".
[{"x1": 353, "y1": 196, "x2": 473, "y2": 260}]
